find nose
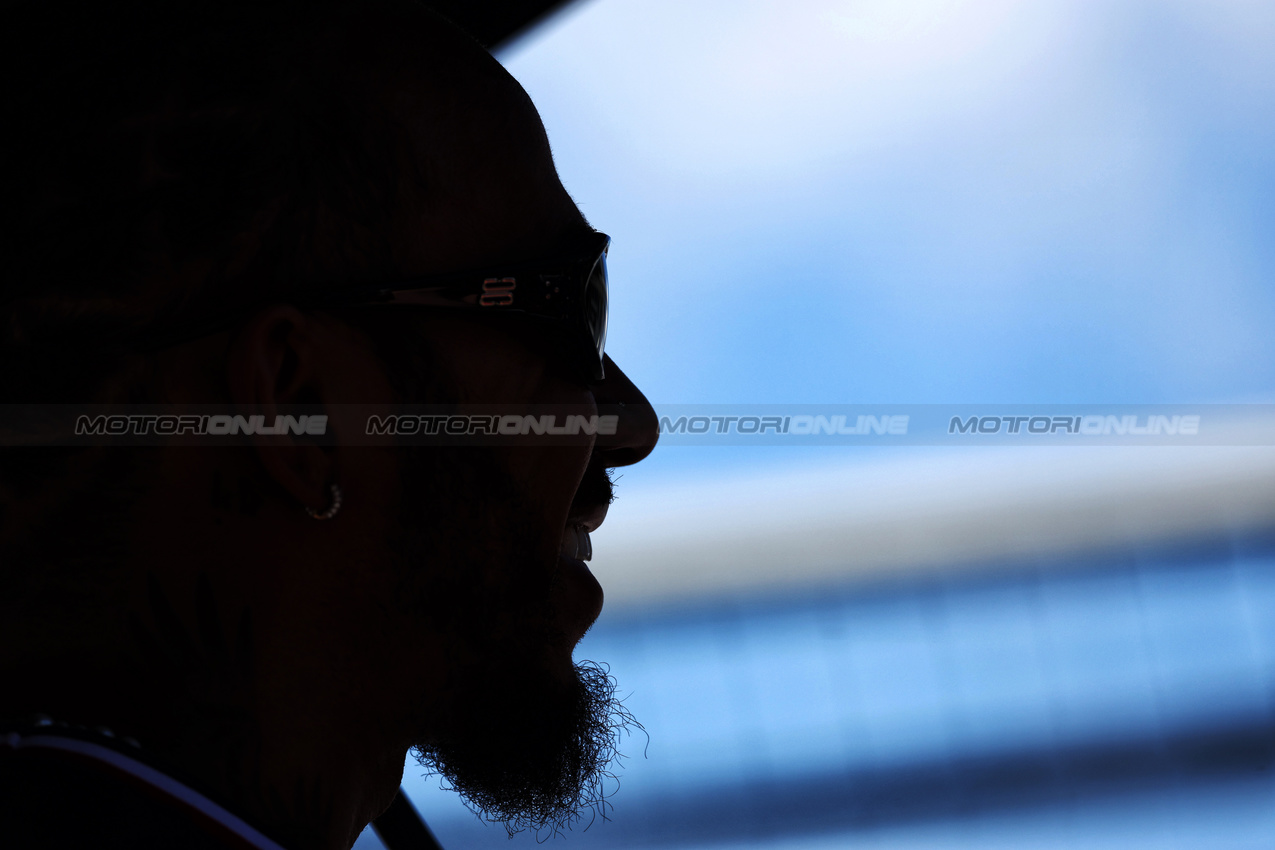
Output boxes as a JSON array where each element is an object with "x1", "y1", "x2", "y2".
[{"x1": 590, "y1": 354, "x2": 658, "y2": 467}]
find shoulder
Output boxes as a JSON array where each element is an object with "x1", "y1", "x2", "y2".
[{"x1": 1, "y1": 723, "x2": 288, "y2": 850}]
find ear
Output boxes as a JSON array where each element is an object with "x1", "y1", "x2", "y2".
[{"x1": 226, "y1": 305, "x2": 332, "y2": 515}]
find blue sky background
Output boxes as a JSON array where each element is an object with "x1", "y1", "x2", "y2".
[
  {"x1": 501, "y1": 0, "x2": 1275, "y2": 423},
  {"x1": 497, "y1": 0, "x2": 1275, "y2": 493}
]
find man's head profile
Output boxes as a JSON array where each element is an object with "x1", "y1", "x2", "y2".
[{"x1": 0, "y1": 2, "x2": 658, "y2": 848}]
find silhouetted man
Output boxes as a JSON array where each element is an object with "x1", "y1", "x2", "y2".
[{"x1": 0, "y1": 2, "x2": 659, "y2": 848}]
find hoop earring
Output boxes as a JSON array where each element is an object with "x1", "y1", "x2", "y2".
[{"x1": 306, "y1": 484, "x2": 343, "y2": 521}]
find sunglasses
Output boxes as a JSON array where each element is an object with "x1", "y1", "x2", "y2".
[
  {"x1": 132, "y1": 231, "x2": 611, "y2": 383},
  {"x1": 318, "y1": 230, "x2": 611, "y2": 382}
]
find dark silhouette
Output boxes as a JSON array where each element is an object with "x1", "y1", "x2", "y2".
[{"x1": 0, "y1": 2, "x2": 659, "y2": 848}]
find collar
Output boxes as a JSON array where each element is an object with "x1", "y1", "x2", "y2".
[{"x1": 2, "y1": 718, "x2": 289, "y2": 850}]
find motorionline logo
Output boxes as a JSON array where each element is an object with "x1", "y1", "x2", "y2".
[
  {"x1": 75, "y1": 414, "x2": 329, "y2": 436},
  {"x1": 364, "y1": 414, "x2": 619, "y2": 436},
  {"x1": 948, "y1": 414, "x2": 1201, "y2": 436},
  {"x1": 659, "y1": 414, "x2": 910, "y2": 435}
]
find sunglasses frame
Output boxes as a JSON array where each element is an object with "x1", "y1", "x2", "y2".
[
  {"x1": 316, "y1": 230, "x2": 611, "y2": 382},
  {"x1": 128, "y1": 231, "x2": 611, "y2": 384}
]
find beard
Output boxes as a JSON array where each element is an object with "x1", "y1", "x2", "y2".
[
  {"x1": 389, "y1": 443, "x2": 638, "y2": 835},
  {"x1": 415, "y1": 652, "x2": 630, "y2": 836}
]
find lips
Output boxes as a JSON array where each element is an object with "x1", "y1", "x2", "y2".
[
  {"x1": 553, "y1": 510, "x2": 607, "y2": 643},
  {"x1": 552, "y1": 464, "x2": 612, "y2": 642},
  {"x1": 554, "y1": 554, "x2": 604, "y2": 646}
]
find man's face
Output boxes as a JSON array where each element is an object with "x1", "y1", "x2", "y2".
[
  {"x1": 349, "y1": 45, "x2": 658, "y2": 831},
  {"x1": 377, "y1": 319, "x2": 651, "y2": 834}
]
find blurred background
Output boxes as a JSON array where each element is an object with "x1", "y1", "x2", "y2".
[{"x1": 361, "y1": 1, "x2": 1275, "y2": 847}]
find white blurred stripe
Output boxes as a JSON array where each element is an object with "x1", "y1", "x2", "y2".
[{"x1": 595, "y1": 447, "x2": 1275, "y2": 607}]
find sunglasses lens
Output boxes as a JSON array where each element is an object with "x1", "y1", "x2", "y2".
[{"x1": 583, "y1": 251, "x2": 608, "y2": 378}]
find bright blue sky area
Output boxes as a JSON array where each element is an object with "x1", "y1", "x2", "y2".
[{"x1": 498, "y1": 0, "x2": 1275, "y2": 482}]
